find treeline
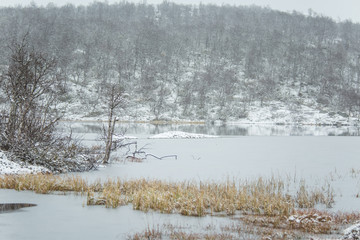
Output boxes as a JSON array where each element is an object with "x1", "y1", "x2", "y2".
[{"x1": 1, "y1": 2, "x2": 360, "y2": 120}]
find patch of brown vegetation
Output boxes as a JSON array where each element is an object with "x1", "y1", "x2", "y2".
[
  {"x1": 1, "y1": 174, "x2": 358, "y2": 238},
  {"x1": 0, "y1": 174, "x2": 338, "y2": 216}
]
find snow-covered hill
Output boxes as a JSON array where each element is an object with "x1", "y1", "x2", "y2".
[
  {"x1": 53, "y1": 78, "x2": 357, "y2": 126},
  {"x1": 1, "y1": 3, "x2": 360, "y2": 126}
]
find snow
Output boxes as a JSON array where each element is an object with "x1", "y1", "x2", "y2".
[
  {"x1": 46, "y1": 75, "x2": 358, "y2": 125},
  {"x1": 113, "y1": 134, "x2": 138, "y2": 140},
  {"x1": 148, "y1": 131, "x2": 218, "y2": 139},
  {"x1": 287, "y1": 214, "x2": 332, "y2": 224},
  {"x1": 230, "y1": 101, "x2": 354, "y2": 126},
  {"x1": 58, "y1": 98, "x2": 356, "y2": 126},
  {"x1": 2, "y1": 73, "x2": 358, "y2": 126},
  {"x1": 0, "y1": 151, "x2": 50, "y2": 175},
  {"x1": 343, "y1": 222, "x2": 360, "y2": 239}
]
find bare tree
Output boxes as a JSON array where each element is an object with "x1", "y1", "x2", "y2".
[
  {"x1": 0, "y1": 36, "x2": 60, "y2": 161},
  {"x1": 102, "y1": 83, "x2": 126, "y2": 164},
  {"x1": 0, "y1": 36, "x2": 97, "y2": 172},
  {"x1": 339, "y1": 88, "x2": 360, "y2": 119}
]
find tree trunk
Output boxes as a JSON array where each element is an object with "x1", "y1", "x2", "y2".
[{"x1": 103, "y1": 107, "x2": 116, "y2": 164}]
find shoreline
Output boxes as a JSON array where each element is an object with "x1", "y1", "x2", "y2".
[{"x1": 59, "y1": 118, "x2": 359, "y2": 127}]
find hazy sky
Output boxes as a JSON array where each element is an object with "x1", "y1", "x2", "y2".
[{"x1": 0, "y1": 0, "x2": 359, "y2": 23}]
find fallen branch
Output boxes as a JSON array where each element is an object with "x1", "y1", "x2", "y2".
[{"x1": 145, "y1": 154, "x2": 177, "y2": 160}]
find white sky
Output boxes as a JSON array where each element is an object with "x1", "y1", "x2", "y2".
[{"x1": 0, "y1": 0, "x2": 359, "y2": 23}]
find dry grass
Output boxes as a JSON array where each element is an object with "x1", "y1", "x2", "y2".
[
  {"x1": 296, "y1": 180, "x2": 334, "y2": 209},
  {"x1": 125, "y1": 156, "x2": 144, "y2": 163},
  {"x1": 127, "y1": 223, "x2": 239, "y2": 240},
  {"x1": 0, "y1": 174, "x2": 337, "y2": 217},
  {"x1": 169, "y1": 232, "x2": 235, "y2": 240},
  {"x1": 0, "y1": 174, "x2": 90, "y2": 194},
  {"x1": 127, "y1": 222, "x2": 302, "y2": 240},
  {"x1": 128, "y1": 229, "x2": 235, "y2": 240},
  {"x1": 127, "y1": 225, "x2": 162, "y2": 240},
  {"x1": 240, "y1": 208, "x2": 360, "y2": 235},
  {"x1": 1, "y1": 174, "x2": 358, "y2": 237},
  {"x1": 124, "y1": 177, "x2": 295, "y2": 217}
]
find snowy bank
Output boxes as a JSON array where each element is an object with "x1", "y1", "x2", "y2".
[
  {"x1": 343, "y1": 222, "x2": 360, "y2": 239},
  {"x1": 228, "y1": 101, "x2": 355, "y2": 126},
  {"x1": 149, "y1": 131, "x2": 218, "y2": 139},
  {"x1": 0, "y1": 151, "x2": 50, "y2": 175}
]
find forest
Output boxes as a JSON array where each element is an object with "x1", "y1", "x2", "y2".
[{"x1": 0, "y1": 1, "x2": 360, "y2": 121}]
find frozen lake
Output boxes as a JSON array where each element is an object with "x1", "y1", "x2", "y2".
[
  {"x1": 79, "y1": 136, "x2": 360, "y2": 182},
  {"x1": 1, "y1": 122, "x2": 360, "y2": 239}
]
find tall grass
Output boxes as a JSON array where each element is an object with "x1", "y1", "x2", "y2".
[
  {"x1": 0, "y1": 174, "x2": 90, "y2": 194},
  {"x1": 0, "y1": 174, "x2": 335, "y2": 218}
]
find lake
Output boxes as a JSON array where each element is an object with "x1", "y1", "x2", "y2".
[{"x1": 1, "y1": 122, "x2": 360, "y2": 239}]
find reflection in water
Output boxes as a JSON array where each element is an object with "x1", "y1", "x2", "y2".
[
  {"x1": 2, "y1": 123, "x2": 360, "y2": 240},
  {"x1": 0, "y1": 203, "x2": 36, "y2": 213},
  {"x1": 58, "y1": 121, "x2": 360, "y2": 136},
  {"x1": 0, "y1": 190, "x2": 233, "y2": 240}
]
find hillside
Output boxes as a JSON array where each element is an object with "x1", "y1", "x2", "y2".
[{"x1": 1, "y1": 2, "x2": 360, "y2": 125}]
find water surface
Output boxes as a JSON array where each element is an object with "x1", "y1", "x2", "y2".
[{"x1": 1, "y1": 122, "x2": 360, "y2": 239}]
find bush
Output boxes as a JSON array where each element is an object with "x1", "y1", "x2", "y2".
[{"x1": 0, "y1": 37, "x2": 97, "y2": 172}]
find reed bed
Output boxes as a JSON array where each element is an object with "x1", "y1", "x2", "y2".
[
  {"x1": 128, "y1": 222, "x2": 299, "y2": 240},
  {"x1": 0, "y1": 174, "x2": 336, "y2": 219},
  {"x1": 127, "y1": 209, "x2": 360, "y2": 239},
  {"x1": 2, "y1": 173, "x2": 358, "y2": 237},
  {"x1": 0, "y1": 174, "x2": 90, "y2": 194}
]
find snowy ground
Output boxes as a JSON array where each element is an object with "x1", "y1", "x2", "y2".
[
  {"x1": 2, "y1": 78, "x2": 358, "y2": 126},
  {"x1": 232, "y1": 101, "x2": 357, "y2": 126},
  {"x1": 58, "y1": 100, "x2": 358, "y2": 127},
  {"x1": 48, "y1": 80, "x2": 358, "y2": 125},
  {"x1": 343, "y1": 222, "x2": 360, "y2": 239},
  {"x1": 0, "y1": 151, "x2": 50, "y2": 175}
]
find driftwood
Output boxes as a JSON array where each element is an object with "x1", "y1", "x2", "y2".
[
  {"x1": 125, "y1": 142, "x2": 177, "y2": 162},
  {"x1": 145, "y1": 154, "x2": 177, "y2": 160},
  {"x1": 101, "y1": 128, "x2": 178, "y2": 163},
  {"x1": 125, "y1": 154, "x2": 177, "y2": 163}
]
